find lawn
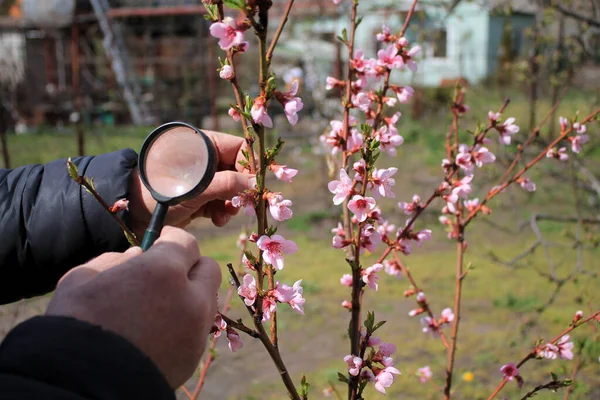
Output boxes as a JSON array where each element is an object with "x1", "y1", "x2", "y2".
[{"x1": 0, "y1": 87, "x2": 598, "y2": 399}]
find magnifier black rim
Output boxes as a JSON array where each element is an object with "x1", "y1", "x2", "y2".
[{"x1": 138, "y1": 121, "x2": 218, "y2": 206}]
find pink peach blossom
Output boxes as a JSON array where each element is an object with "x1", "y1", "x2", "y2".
[
  {"x1": 209, "y1": 17, "x2": 245, "y2": 50},
  {"x1": 496, "y1": 117, "x2": 520, "y2": 145},
  {"x1": 328, "y1": 168, "x2": 354, "y2": 205},
  {"x1": 226, "y1": 328, "x2": 244, "y2": 352},
  {"x1": 362, "y1": 263, "x2": 383, "y2": 290},
  {"x1": 213, "y1": 314, "x2": 227, "y2": 338},
  {"x1": 395, "y1": 85, "x2": 414, "y2": 103},
  {"x1": 343, "y1": 355, "x2": 363, "y2": 376},
  {"x1": 374, "y1": 366, "x2": 401, "y2": 394},
  {"x1": 488, "y1": 111, "x2": 501, "y2": 122},
  {"x1": 353, "y1": 159, "x2": 367, "y2": 181},
  {"x1": 360, "y1": 224, "x2": 382, "y2": 253},
  {"x1": 350, "y1": 49, "x2": 369, "y2": 72},
  {"x1": 270, "y1": 164, "x2": 298, "y2": 182},
  {"x1": 268, "y1": 194, "x2": 293, "y2": 222},
  {"x1": 250, "y1": 97, "x2": 273, "y2": 128},
  {"x1": 474, "y1": 146, "x2": 496, "y2": 167},
  {"x1": 257, "y1": 234, "x2": 298, "y2": 270},
  {"x1": 228, "y1": 107, "x2": 241, "y2": 121},
  {"x1": 398, "y1": 194, "x2": 422, "y2": 215},
  {"x1": 573, "y1": 122, "x2": 587, "y2": 134},
  {"x1": 376, "y1": 25, "x2": 393, "y2": 42},
  {"x1": 231, "y1": 191, "x2": 256, "y2": 216},
  {"x1": 377, "y1": 45, "x2": 403, "y2": 69},
  {"x1": 376, "y1": 127, "x2": 404, "y2": 156},
  {"x1": 416, "y1": 366, "x2": 432, "y2": 383},
  {"x1": 219, "y1": 65, "x2": 234, "y2": 80},
  {"x1": 340, "y1": 274, "x2": 353, "y2": 287},
  {"x1": 332, "y1": 235, "x2": 350, "y2": 249},
  {"x1": 546, "y1": 147, "x2": 569, "y2": 161},
  {"x1": 370, "y1": 167, "x2": 398, "y2": 198},
  {"x1": 262, "y1": 297, "x2": 277, "y2": 322},
  {"x1": 440, "y1": 308, "x2": 454, "y2": 324},
  {"x1": 569, "y1": 133, "x2": 589, "y2": 153},
  {"x1": 500, "y1": 363, "x2": 524, "y2": 388},
  {"x1": 325, "y1": 76, "x2": 344, "y2": 90},
  {"x1": 456, "y1": 145, "x2": 474, "y2": 172},
  {"x1": 404, "y1": 45, "x2": 421, "y2": 72},
  {"x1": 348, "y1": 195, "x2": 377, "y2": 222},
  {"x1": 238, "y1": 274, "x2": 257, "y2": 306},
  {"x1": 519, "y1": 177, "x2": 536, "y2": 192},
  {"x1": 347, "y1": 128, "x2": 364, "y2": 154},
  {"x1": 384, "y1": 260, "x2": 402, "y2": 278},
  {"x1": 276, "y1": 80, "x2": 304, "y2": 125},
  {"x1": 109, "y1": 198, "x2": 129, "y2": 213}
]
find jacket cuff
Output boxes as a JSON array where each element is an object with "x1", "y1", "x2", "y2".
[
  {"x1": 0, "y1": 316, "x2": 174, "y2": 400},
  {"x1": 80, "y1": 149, "x2": 138, "y2": 253}
]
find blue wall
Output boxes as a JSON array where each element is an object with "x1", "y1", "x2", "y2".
[{"x1": 487, "y1": 13, "x2": 536, "y2": 75}]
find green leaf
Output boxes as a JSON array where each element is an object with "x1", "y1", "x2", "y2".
[
  {"x1": 67, "y1": 158, "x2": 80, "y2": 181},
  {"x1": 266, "y1": 226, "x2": 278, "y2": 236},
  {"x1": 238, "y1": 159, "x2": 250, "y2": 169},
  {"x1": 356, "y1": 17, "x2": 363, "y2": 28},
  {"x1": 124, "y1": 230, "x2": 138, "y2": 247},
  {"x1": 372, "y1": 320, "x2": 386, "y2": 333},
  {"x1": 337, "y1": 372, "x2": 349, "y2": 383},
  {"x1": 84, "y1": 177, "x2": 96, "y2": 192},
  {"x1": 266, "y1": 137, "x2": 285, "y2": 162},
  {"x1": 224, "y1": 0, "x2": 246, "y2": 11},
  {"x1": 550, "y1": 372, "x2": 558, "y2": 381},
  {"x1": 299, "y1": 375, "x2": 310, "y2": 398},
  {"x1": 244, "y1": 251, "x2": 257, "y2": 264},
  {"x1": 364, "y1": 311, "x2": 375, "y2": 332},
  {"x1": 202, "y1": 3, "x2": 219, "y2": 21}
]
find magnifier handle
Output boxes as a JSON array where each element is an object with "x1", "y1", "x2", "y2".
[{"x1": 141, "y1": 202, "x2": 169, "y2": 251}]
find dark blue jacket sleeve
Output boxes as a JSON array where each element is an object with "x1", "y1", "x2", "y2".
[
  {"x1": 0, "y1": 316, "x2": 175, "y2": 400},
  {"x1": 0, "y1": 149, "x2": 138, "y2": 304}
]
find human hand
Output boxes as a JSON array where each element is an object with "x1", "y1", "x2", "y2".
[
  {"x1": 129, "y1": 130, "x2": 254, "y2": 237},
  {"x1": 46, "y1": 226, "x2": 221, "y2": 388}
]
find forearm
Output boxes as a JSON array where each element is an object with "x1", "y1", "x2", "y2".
[
  {"x1": 0, "y1": 149, "x2": 138, "y2": 304},
  {"x1": 0, "y1": 316, "x2": 175, "y2": 400}
]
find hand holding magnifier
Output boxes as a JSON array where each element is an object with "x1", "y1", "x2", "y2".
[{"x1": 138, "y1": 122, "x2": 218, "y2": 251}]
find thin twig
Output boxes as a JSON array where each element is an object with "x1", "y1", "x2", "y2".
[
  {"x1": 487, "y1": 310, "x2": 600, "y2": 400},
  {"x1": 219, "y1": 313, "x2": 260, "y2": 338},
  {"x1": 465, "y1": 107, "x2": 600, "y2": 227},
  {"x1": 266, "y1": 0, "x2": 295, "y2": 62},
  {"x1": 71, "y1": 169, "x2": 140, "y2": 246}
]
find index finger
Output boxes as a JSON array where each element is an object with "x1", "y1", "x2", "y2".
[
  {"x1": 142, "y1": 226, "x2": 201, "y2": 273},
  {"x1": 202, "y1": 130, "x2": 247, "y2": 172}
]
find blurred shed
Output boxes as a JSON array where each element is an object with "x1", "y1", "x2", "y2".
[{"x1": 0, "y1": 0, "x2": 217, "y2": 127}]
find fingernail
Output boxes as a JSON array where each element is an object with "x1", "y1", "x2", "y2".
[{"x1": 248, "y1": 176, "x2": 257, "y2": 189}]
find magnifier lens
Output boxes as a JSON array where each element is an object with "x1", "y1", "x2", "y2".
[{"x1": 145, "y1": 126, "x2": 209, "y2": 198}]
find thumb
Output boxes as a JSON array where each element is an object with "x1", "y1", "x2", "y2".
[
  {"x1": 56, "y1": 247, "x2": 143, "y2": 289},
  {"x1": 197, "y1": 171, "x2": 255, "y2": 203}
]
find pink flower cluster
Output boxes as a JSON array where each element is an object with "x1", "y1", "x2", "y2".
[
  {"x1": 538, "y1": 335, "x2": 574, "y2": 360},
  {"x1": 209, "y1": 17, "x2": 248, "y2": 51},
  {"x1": 500, "y1": 363, "x2": 524, "y2": 388},
  {"x1": 237, "y1": 272, "x2": 305, "y2": 322},
  {"x1": 343, "y1": 341, "x2": 401, "y2": 394},
  {"x1": 212, "y1": 314, "x2": 244, "y2": 352}
]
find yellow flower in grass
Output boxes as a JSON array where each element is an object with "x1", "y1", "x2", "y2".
[{"x1": 462, "y1": 371, "x2": 474, "y2": 383}]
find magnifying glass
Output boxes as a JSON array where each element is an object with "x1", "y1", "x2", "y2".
[{"x1": 138, "y1": 122, "x2": 218, "y2": 251}]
